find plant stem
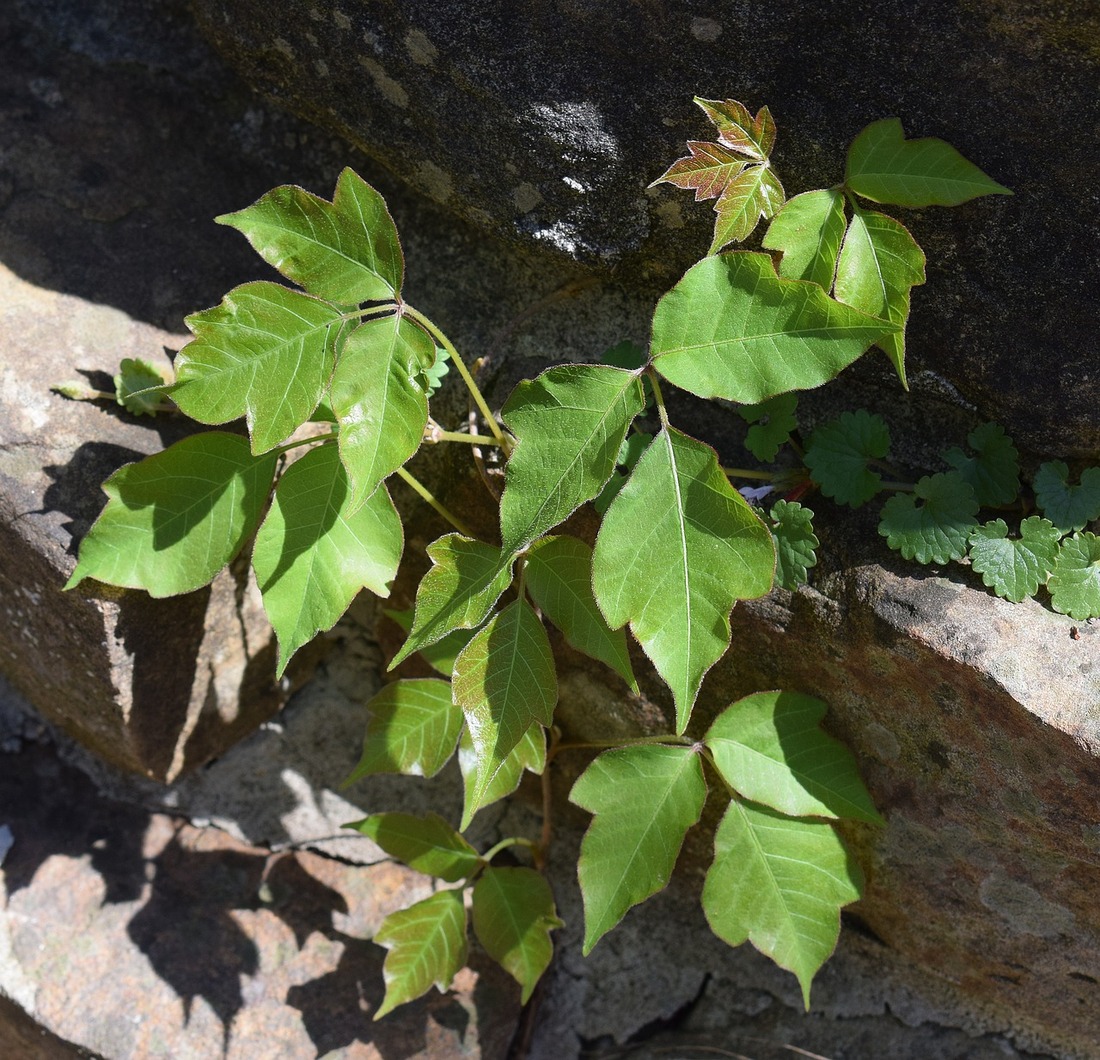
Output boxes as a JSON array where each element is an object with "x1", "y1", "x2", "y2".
[
  {"x1": 482, "y1": 835, "x2": 538, "y2": 863},
  {"x1": 395, "y1": 466, "x2": 476, "y2": 537},
  {"x1": 550, "y1": 732, "x2": 692, "y2": 759},
  {"x1": 648, "y1": 369, "x2": 670, "y2": 429},
  {"x1": 339, "y1": 302, "x2": 400, "y2": 323},
  {"x1": 722, "y1": 466, "x2": 776, "y2": 481},
  {"x1": 879, "y1": 480, "x2": 916, "y2": 492},
  {"x1": 272, "y1": 430, "x2": 339, "y2": 456},
  {"x1": 427, "y1": 426, "x2": 501, "y2": 446}
]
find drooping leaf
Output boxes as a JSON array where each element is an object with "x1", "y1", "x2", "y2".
[
  {"x1": 458, "y1": 724, "x2": 546, "y2": 830},
  {"x1": 570, "y1": 745, "x2": 706, "y2": 954},
  {"x1": 592, "y1": 428, "x2": 775, "y2": 731},
  {"x1": 217, "y1": 167, "x2": 403, "y2": 302},
  {"x1": 114, "y1": 357, "x2": 168, "y2": 416},
  {"x1": 738, "y1": 394, "x2": 799, "y2": 462},
  {"x1": 769, "y1": 501, "x2": 819, "y2": 590},
  {"x1": 1049, "y1": 533, "x2": 1100, "y2": 620},
  {"x1": 385, "y1": 609, "x2": 475, "y2": 677},
  {"x1": 803, "y1": 410, "x2": 891, "y2": 508},
  {"x1": 525, "y1": 536, "x2": 636, "y2": 691},
  {"x1": 347, "y1": 813, "x2": 482, "y2": 882},
  {"x1": 710, "y1": 165, "x2": 785, "y2": 252},
  {"x1": 702, "y1": 800, "x2": 861, "y2": 1008},
  {"x1": 649, "y1": 140, "x2": 749, "y2": 200},
  {"x1": 694, "y1": 98, "x2": 776, "y2": 160},
  {"x1": 878, "y1": 471, "x2": 979, "y2": 564},
  {"x1": 1033, "y1": 461, "x2": 1100, "y2": 533},
  {"x1": 345, "y1": 678, "x2": 462, "y2": 782},
  {"x1": 65, "y1": 432, "x2": 276, "y2": 596},
  {"x1": 252, "y1": 445, "x2": 402, "y2": 676},
  {"x1": 171, "y1": 282, "x2": 344, "y2": 453},
  {"x1": 833, "y1": 204, "x2": 926, "y2": 386},
  {"x1": 390, "y1": 535, "x2": 514, "y2": 668},
  {"x1": 651, "y1": 253, "x2": 899, "y2": 405},
  {"x1": 329, "y1": 312, "x2": 434, "y2": 511},
  {"x1": 845, "y1": 118, "x2": 1012, "y2": 207},
  {"x1": 943, "y1": 422, "x2": 1020, "y2": 508},
  {"x1": 472, "y1": 867, "x2": 563, "y2": 1003},
  {"x1": 372, "y1": 889, "x2": 468, "y2": 1020},
  {"x1": 704, "y1": 691, "x2": 882, "y2": 824},
  {"x1": 968, "y1": 518, "x2": 1061, "y2": 603},
  {"x1": 452, "y1": 600, "x2": 557, "y2": 808},
  {"x1": 499, "y1": 364, "x2": 645, "y2": 552},
  {"x1": 762, "y1": 189, "x2": 847, "y2": 290}
]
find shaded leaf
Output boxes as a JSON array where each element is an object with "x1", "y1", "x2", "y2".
[
  {"x1": 347, "y1": 813, "x2": 482, "y2": 882},
  {"x1": 943, "y1": 422, "x2": 1020, "y2": 508},
  {"x1": 710, "y1": 164, "x2": 785, "y2": 252},
  {"x1": 769, "y1": 500, "x2": 819, "y2": 590},
  {"x1": 968, "y1": 518, "x2": 1060, "y2": 603},
  {"x1": 114, "y1": 357, "x2": 168, "y2": 416},
  {"x1": 762, "y1": 189, "x2": 847, "y2": 290},
  {"x1": 385, "y1": 609, "x2": 475, "y2": 676},
  {"x1": 420, "y1": 344, "x2": 451, "y2": 397},
  {"x1": 65, "y1": 432, "x2": 276, "y2": 596},
  {"x1": 458, "y1": 724, "x2": 546, "y2": 830},
  {"x1": 804, "y1": 410, "x2": 891, "y2": 508},
  {"x1": 694, "y1": 97, "x2": 775, "y2": 160},
  {"x1": 649, "y1": 140, "x2": 749, "y2": 200},
  {"x1": 601, "y1": 340, "x2": 648, "y2": 371},
  {"x1": 1049, "y1": 533, "x2": 1100, "y2": 620},
  {"x1": 878, "y1": 471, "x2": 979, "y2": 564},
  {"x1": 738, "y1": 394, "x2": 799, "y2": 462},
  {"x1": 571, "y1": 745, "x2": 706, "y2": 954},
  {"x1": 1033, "y1": 461, "x2": 1100, "y2": 533}
]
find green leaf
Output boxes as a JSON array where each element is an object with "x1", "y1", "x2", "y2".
[
  {"x1": 833, "y1": 205, "x2": 926, "y2": 386},
  {"x1": 942, "y1": 423, "x2": 1020, "y2": 507},
  {"x1": 525, "y1": 536, "x2": 636, "y2": 691},
  {"x1": 571, "y1": 745, "x2": 706, "y2": 954},
  {"x1": 704, "y1": 691, "x2": 881, "y2": 824},
  {"x1": 1049, "y1": 533, "x2": 1100, "y2": 620},
  {"x1": 171, "y1": 282, "x2": 344, "y2": 454},
  {"x1": 601, "y1": 340, "x2": 648, "y2": 371},
  {"x1": 452, "y1": 600, "x2": 557, "y2": 808},
  {"x1": 345, "y1": 679, "x2": 462, "y2": 782},
  {"x1": 347, "y1": 813, "x2": 482, "y2": 882},
  {"x1": 703, "y1": 800, "x2": 861, "y2": 1008},
  {"x1": 372, "y1": 889, "x2": 468, "y2": 1020},
  {"x1": 769, "y1": 501, "x2": 819, "y2": 590},
  {"x1": 762, "y1": 189, "x2": 847, "y2": 290},
  {"x1": 472, "y1": 867, "x2": 563, "y2": 1003},
  {"x1": 803, "y1": 410, "x2": 891, "y2": 508},
  {"x1": 419, "y1": 344, "x2": 451, "y2": 397},
  {"x1": 649, "y1": 140, "x2": 749, "y2": 200},
  {"x1": 593, "y1": 428, "x2": 774, "y2": 732},
  {"x1": 845, "y1": 118, "x2": 1012, "y2": 208},
  {"x1": 65, "y1": 432, "x2": 276, "y2": 596},
  {"x1": 499, "y1": 364, "x2": 645, "y2": 552},
  {"x1": 1033, "y1": 461, "x2": 1100, "y2": 533},
  {"x1": 252, "y1": 445, "x2": 402, "y2": 676},
  {"x1": 651, "y1": 253, "x2": 900, "y2": 405},
  {"x1": 694, "y1": 98, "x2": 776, "y2": 160},
  {"x1": 458, "y1": 724, "x2": 545, "y2": 830},
  {"x1": 617, "y1": 431, "x2": 652, "y2": 471},
  {"x1": 390, "y1": 535, "x2": 515, "y2": 668},
  {"x1": 217, "y1": 167, "x2": 403, "y2": 302},
  {"x1": 878, "y1": 471, "x2": 979, "y2": 564},
  {"x1": 710, "y1": 164, "x2": 785, "y2": 252},
  {"x1": 114, "y1": 357, "x2": 168, "y2": 416},
  {"x1": 384, "y1": 609, "x2": 475, "y2": 676},
  {"x1": 968, "y1": 518, "x2": 1060, "y2": 603},
  {"x1": 737, "y1": 394, "x2": 799, "y2": 462},
  {"x1": 329, "y1": 313, "x2": 434, "y2": 511}
]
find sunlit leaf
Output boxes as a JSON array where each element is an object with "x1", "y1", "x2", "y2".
[
  {"x1": 769, "y1": 500, "x2": 819, "y2": 590},
  {"x1": 472, "y1": 867, "x2": 563, "y2": 1003},
  {"x1": 694, "y1": 98, "x2": 776, "y2": 160},
  {"x1": 347, "y1": 813, "x2": 482, "y2": 882},
  {"x1": 65, "y1": 432, "x2": 276, "y2": 596},
  {"x1": 738, "y1": 394, "x2": 799, "y2": 462},
  {"x1": 649, "y1": 141, "x2": 749, "y2": 200},
  {"x1": 1049, "y1": 533, "x2": 1100, "y2": 620},
  {"x1": 878, "y1": 471, "x2": 979, "y2": 564},
  {"x1": 571, "y1": 745, "x2": 706, "y2": 954},
  {"x1": 968, "y1": 518, "x2": 1060, "y2": 603},
  {"x1": 114, "y1": 357, "x2": 168, "y2": 416},
  {"x1": 804, "y1": 410, "x2": 890, "y2": 508},
  {"x1": 943, "y1": 422, "x2": 1020, "y2": 508},
  {"x1": 710, "y1": 165, "x2": 785, "y2": 252},
  {"x1": 651, "y1": 253, "x2": 899, "y2": 405},
  {"x1": 252, "y1": 445, "x2": 402, "y2": 675},
  {"x1": 385, "y1": 609, "x2": 475, "y2": 677},
  {"x1": 458, "y1": 724, "x2": 546, "y2": 830},
  {"x1": 592, "y1": 428, "x2": 774, "y2": 731},
  {"x1": 1033, "y1": 461, "x2": 1100, "y2": 534},
  {"x1": 762, "y1": 189, "x2": 847, "y2": 290}
]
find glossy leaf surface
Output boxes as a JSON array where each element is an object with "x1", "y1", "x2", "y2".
[
  {"x1": 710, "y1": 164, "x2": 785, "y2": 252},
  {"x1": 879, "y1": 472, "x2": 979, "y2": 563},
  {"x1": 348, "y1": 813, "x2": 482, "y2": 882},
  {"x1": 804, "y1": 410, "x2": 890, "y2": 508},
  {"x1": 762, "y1": 189, "x2": 847, "y2": 290},
  {"x1": 694, "y1": 97, "x2": 776, "y2": 160},
  {"x1": 458, "y1": 724, "x2": 545, "y2": 830},
  {"x1": 1033, "y1": 462, "x2": 1100, "y2": 534},
  {"x1": 943, "y1": 423, "x2": 1020, "y2": 507},
  {"x1": 650, "y1": 140, "x2": 749, "y2": 200},
  {"x1": 968, "y1": 518, "x2": 1060, "y2": 603},
  {"x1": 1049, "y1": 533, "x2": 1100, "y2": 620}
]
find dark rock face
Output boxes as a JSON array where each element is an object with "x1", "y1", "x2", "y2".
[{"x1": 190, "y1": 0, "x2": 1100, "y2": 456}]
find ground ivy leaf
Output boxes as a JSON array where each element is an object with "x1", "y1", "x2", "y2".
[
  {"x1": 252, "y1": 445, "x2": 402, "y2": 676},
  {"x1": 385, "y1": 609, "x2": 475, "y2": 676},
  {"x1": 804, "y1": 410, "x2": 890, "y2": 508},
  {"x1": 372, "y1": 889, "x2": 468, "y2": 1020},
  {"x1": 833, "y1": 205, "x2": 926, "y2": 387},
  {"x1": 651, "y1": 253, "x2": 899, "y2": 405},
  {"x1": 738, "y1": 394, "x2": 799, "y2": 462},
  {"x1": 452, "y1": 600, "x2": 557, "y2": 809},
  {"x1": 330, "y1": 313, "x2": 434, "y2": 511},
  {"x1": 472, "y1": 867, "x2": 563, "y2": 1003},
  {"x1": 1049, "y1": 533, "x2": 1100, "y2": 620},
  {"x1": 347, "y1": 813, "x2": 482, "y2": 883},
  {"x1": 499, "y1": 364, "x2": 645, "y2": 553},
  {"x1": 846, "y1": 118, "x2": 1012, "y2": 207},
  {"x1": 458, "y1": 724, "x2": 546, "y2": 830},
  {"x1": 943, "y1": 422, "x2": 1020, "y2": 508},
  {"x1": 1033, "y1": 461, "x2": 1100, "y2": 533},
  {"x1": 390, "y1": 535, "x2": 515, "y2": 668},
  {"x1": 419, "y1": 344, "x2": 451, "y2": 398},
  {"x1": 114, "y1": 357, "x2": 167, "y2": 416},
  {"x1": 710, "y1": 165, "x2": 785, "y2": 252},
  {"x1": 526, "y1": 536, "x2": 637, "y2": 692},
  {"x1": 968, "y1": 518, "x2": 1060, "y2": 603},
  {"x1": 345, "y1": 678, "x2": 462, "y2": 782},
  {"x1": 769, "y1": 501, "x2": 819, "y2": 590},
  {"x1": 592, "y1": 428, "x2": 774, "y2": 732},
  {"x1": 171, "y1": 282, "x2": 343, "y2": 453},
  {"x1": 65, "y1": 432, "x2": 276, "y2": 596},
  {"x1": 570, "y1": 745, "x2": 706, "y2": 955},
  {"x1": 649, "y1": 140, "x2": 749, "y2": 200},
  {"x1": 703, "y1": 800, "x2": 861, "y2": 1009},
  {"x1": 879, "y1": 471, "x2": 979, "y2": 564},
  {"x1": 762, "y1": 189, "x2": 847, "y2": 291},
  {"x1": 705, "y1": 691, "x2": 881, "y2": 824},
  {"x1": 217, "y1": 167, "x2": 403, "y2": 302},
  {"x1": 693, "y1": 98, "x2": 775, "y2": 160}
]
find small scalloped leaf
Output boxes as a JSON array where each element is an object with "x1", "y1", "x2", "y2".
[
  {"x1": 967, "y1": 517, "x2": 1060, "y2": 603},
  {"x1": 803, "y1": 410, "x2": 890, "y2": 508},
  {"x1": 738, "y1": 394, "x2": 799, "y2": 462},
  {"x1": 1033, "y1": 462, "x2": 1100, "y2": 533},
  {"x1": 943, "y1": 423, "x2": 1020, "y2": 507},
  {"x1": 1049, "y1": 533, "x2": 1100, "y2": 620},
  {"x1": 769, "y1": 501, "x2": 819, "y2": 590},
  {"x1": 879, "y1": 472, "x2": 979, "y2": 564}
]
